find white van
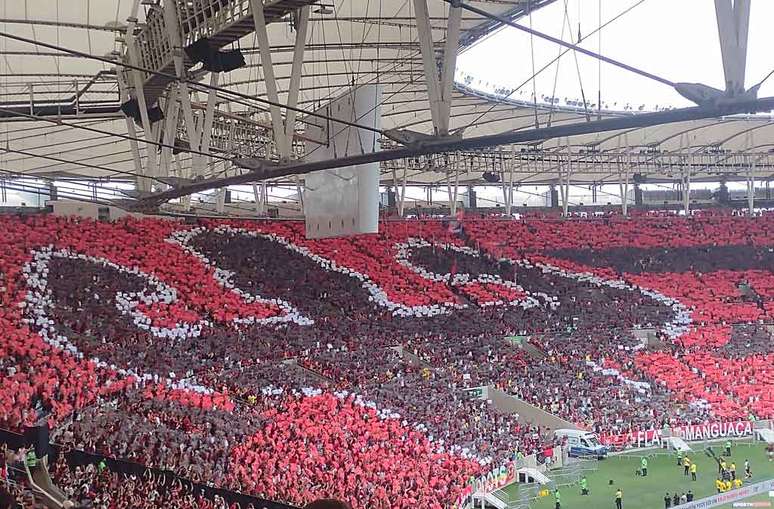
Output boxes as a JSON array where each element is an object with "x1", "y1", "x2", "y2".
[{"x1": 554, "y1": 429, "x2": 608, "y2": 459}]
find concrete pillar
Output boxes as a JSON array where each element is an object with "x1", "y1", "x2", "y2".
[
  {"x1": 634, "y1": 184, "x2": 643, "y2": 206},
  {"x1": 549, "y1": 184, "x2": 559, "y2": 208},
  {"x1": 718, "y1": 181, "x2": 729, "y2": 203}
]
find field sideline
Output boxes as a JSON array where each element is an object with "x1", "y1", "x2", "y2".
[{"x1": 508, "y1": 440, "x2": 774, "y2": 509}]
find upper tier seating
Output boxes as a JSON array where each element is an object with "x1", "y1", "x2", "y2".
[{"x1": 0, "y1": 212, "x2": 771, "y2": 508}]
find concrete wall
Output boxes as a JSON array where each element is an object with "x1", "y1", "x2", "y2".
[{"x1": 486, "y1": 386, "x2": 578, "y2": 431}]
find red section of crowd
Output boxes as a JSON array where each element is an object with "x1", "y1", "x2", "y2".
[
  {"x1": 231, "y1": 393, "x2": 480, "y2": 509},
  {"x1": 464, "y1": 213, "x2": 774, "y2": 421},
  {"x1": 0, "y1": 212, "x2": 771, "y2": 509}
]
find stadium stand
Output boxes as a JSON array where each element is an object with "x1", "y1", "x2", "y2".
[{"x1": 0, "y1": 212, "x2": 772, "y2": 508}]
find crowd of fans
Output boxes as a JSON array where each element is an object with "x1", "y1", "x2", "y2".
[
  {"x1": 0, "y1": 211, "x2": 771, "y2": 508},
  {"x1": 0, "y1": 441, "x2": 275, "y2": 509}
]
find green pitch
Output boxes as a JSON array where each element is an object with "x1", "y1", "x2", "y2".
[{"x1": 507, "y1": 440, "x2": 774, "y2": 509}]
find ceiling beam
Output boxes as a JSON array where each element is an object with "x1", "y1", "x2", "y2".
[{"x1": 133, "y1": 97, "x2": 774, "y2": 207}]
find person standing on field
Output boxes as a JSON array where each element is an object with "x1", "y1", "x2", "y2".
[{"x1": 580, "y1": 476, "x2": 589, "y2": 496}]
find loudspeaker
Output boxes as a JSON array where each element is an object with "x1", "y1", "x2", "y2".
[
  {"x1": 211, "y1": 49, "x2": 245, "y2": 73},
  {"x1": 147, "y1": 105, "x2": 164, "y2": 123},
  {"x1": 184, "y1": 38, "x2": 214, "y2": 64},
  {"x1": 224, "y1": 190, "x2": 232, "y2": 204},
  {"x1": 172, "y1": 139, "x2": 191, "y2": 155},
  {"x1": 184, "y1": 38, "x2": 245, "y2": 73},
  {"x1": 482, "y1": 171, "x2": 500, "y2": 183},
  {"x1": 120, "y1": 98, "x2": 164, "y2": 125},
  {"x1": 468, "y1": 188, "x2": 477, "y2": 208},
  {"x1": 120, "y1": 98, "x2": 140, "y2": 120}
]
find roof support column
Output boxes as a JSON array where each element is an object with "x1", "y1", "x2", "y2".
[
  {"x1": 284, "y1": 7, "x2": 310, "y2": 147},
  {"x1": 252, "y1": 184, "x2": 261, "y2": 215},
  {"x1": 618, "y1": 137, "x2": 630, "y2": 216},
  {"x1": 159, "y1": 88, "x2": 180, "y2": 182},
  {"x1": 560, "y1": 141, "x2": 572, "y2": 216},
  {"x1": 439, "y1": 2, "x2": 462, "y2": 135},
  {"x1": 215, "y1": 102, "x2": 239, "y2": 213},
  {"x1": 560, "y1": 165, "x2": 571, "y2": 216},
  {"x1": 251, "y1": 1, "x2": 310, "y2": 161},
  {"x1": 116, "y1": 71, "x2": 144, "y2": 191},
  {"x1": 286, "y1": 7, "x2": 310, "y2": 212},
  {"x1": 446, "y1": 153, "x2": 460, "y2": 215},
  {"x1": 198, "y1": 72, "x2": 220, "y2": 179},
  {"x1": 251, "y1": 182, "x2": 267, "y2": 216},
  {"x1": 681, "y1": 135, "x2": 691, "y2": 215},
  {"x1": 502, "y1": 146, "x2": 516, "y2": 215},
  {"x1": 149, "y1": 119, "x2": 164, "y2": 180},
  {"x1": 391, "y1": 164, "x2": 399, "y2": 215},
  {"x1": 413, "y1": 0, "x2": 460, "y2": 135},
  {"x1": 398, "y1": 165, "x2": 408, "y2": 217},
  {"x1": 746, "y1": 132, "x2": 755, "y2": 215},
  {"x1": 215, "y1": 187, "x2": 226, "y2": 213},
  {"x1": 746, "y1": 160, "x2": 755, "y2": 215},
  {"x1": 252, "y1": 2, "x2": 309, "y2": 212},
  {"x1": 682, "y1": 170, "x2": 691, "y2": 215},
  {"x1": 413, "y1": 0, "x2": 443, "y2": 134},
  {"x1": 618, "y1": 157, "x2": 630, "y2": 217},
  {"x1": 125, "y1": 0, "x2": 158, "y2": 193},
  {"x1": 163, "y1": 0, "x2": 200, "y2": 189},
  {"x1": 714, "y1": 0, "x2": 751, "y2": 96}
]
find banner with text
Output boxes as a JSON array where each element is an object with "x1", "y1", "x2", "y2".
[
  {"x1": 600, "y1": 421, "x2": 756, "y2": 448},
  {"x1": 678, "y1": 478, "x2": 773, "y2": 509},
  {"x1": 454, "y1": 458, "x2": 522, "y2": 509}
]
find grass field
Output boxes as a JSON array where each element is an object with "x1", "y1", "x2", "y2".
[{"x1": 506, "y1": 440, "x2": 774, "y2": 509}]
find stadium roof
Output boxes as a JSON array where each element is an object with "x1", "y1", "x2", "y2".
[{"x1": 0, "y1": 0, "x2": 772, "y2": 209}]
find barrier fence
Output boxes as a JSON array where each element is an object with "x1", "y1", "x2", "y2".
[{"x1": 679, "y1": 478, "x2": 774, "y2": 509}]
